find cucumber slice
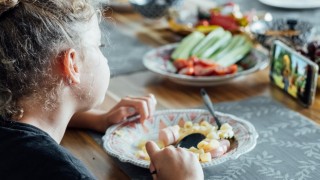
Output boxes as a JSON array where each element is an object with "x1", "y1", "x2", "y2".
[
  {"x1": 171, "y1": 31, "x2": 205, "y2": 60},
  {"x1": 200, "y1": 31, "x2": 232, "y2": 59},
  {"x1": 191, "y1": 27, "x2": 225, "y2": 57},
  {"x1": 216, "y1": 41, "x2": 253, "y2": 67},
  {"x1": 209, "y1": 35, "x2": 247, "y2": 61},
  {"x1": 209, "y1": 35, "x2": 241, "y2": 60}
]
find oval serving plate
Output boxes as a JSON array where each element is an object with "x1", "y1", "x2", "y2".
[
  {"x1": 102, "y1": 109, "x2": 258, "y2": 168},
  {"x1": 258, "y1": 0, "x2": 320, "y2": 9},
  {"x1": 142, "y1": 43, "x2": 269, "y2": 86}
]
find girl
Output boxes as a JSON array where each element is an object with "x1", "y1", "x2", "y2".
[{"x1": 0, "y1": 0, "x2": 203, "y2": 179}]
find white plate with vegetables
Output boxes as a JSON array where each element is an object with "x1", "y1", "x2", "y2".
[{"x1": 143, "y1": 28, "x2": 269, "y2": 86}]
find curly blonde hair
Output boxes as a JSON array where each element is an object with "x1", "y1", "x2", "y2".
[{"x1": 0, "y1": 0, "x2": 101, "y2": 119}]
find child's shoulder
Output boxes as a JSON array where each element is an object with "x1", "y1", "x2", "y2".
[{"x1": 0, "y1": 120, "x2": 95, "y2": 179}]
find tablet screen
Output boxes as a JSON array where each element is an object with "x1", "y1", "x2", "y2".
[{"x1": 270, "y1": 41, "x2": 318, "y2": 106}]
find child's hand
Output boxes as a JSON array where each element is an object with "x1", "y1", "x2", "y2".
[
  {"x1": 107, "y1": 94, "x2": 157, "y2": 123},
  {"x1": 101, "y1": 94, "x2": 157, "y2": 129},
  {"x1": 145, "y1": 141, "x2": 204, "y2": 180},
  {"x1": 69, "y1": 94, "x2": 156, "y2": 133}
]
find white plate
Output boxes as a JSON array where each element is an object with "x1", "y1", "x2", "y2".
[
  {"x1": 102, "y1": 109, "x2": 259, "y2": 168},
  {"x1": 142, "y1": 43, "x2": 269, "y2": 86},
  {"x1": 259, "y1": 0, "x2": 320, "y2": 9}
]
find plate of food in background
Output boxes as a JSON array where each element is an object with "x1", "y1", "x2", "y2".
[
  {"x1": 143, "y1": 27, "x2": 269, "y2": 86},
  {"x1": 167, "y1": 2, "x2": 252, "y2": 35},
  {"x1": 102, "y1": 109, "x2": 258, "y2": 168}
]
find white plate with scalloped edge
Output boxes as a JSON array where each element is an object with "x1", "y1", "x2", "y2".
[{"x1": 102, "y1": 109, "x2": 258, "y2": 168}]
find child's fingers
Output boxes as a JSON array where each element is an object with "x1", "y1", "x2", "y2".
[
  {"x1": 145, "y1": 141, "x2": 161, "y2": 179},
  {"x1": 107, "y1": 107, "x2": 136, "y2": 123},
  {"x1": 121, "y1": 97, "x2": 149, "y2": 123},
  {"x1": 145, "y1": 141, "x2": 160, "y2": 159},
  {"x1": 111, "y1": 94, "x2": 157, "y2": 124},
  {"x1": 132, "y1": 96, "x2": 156, "y2": 118}
]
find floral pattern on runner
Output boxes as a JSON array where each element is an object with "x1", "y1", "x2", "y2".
[{"x1": 206, "y1": 96, "x2": 320, "y2": 180}]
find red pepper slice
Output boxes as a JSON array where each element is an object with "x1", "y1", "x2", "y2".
[
  {"x1": 209, "y1": 14, "x2": 239, "y2": 31},
  {"x1": 173, "y1": 59, "x2": 193, "y2": 71}
]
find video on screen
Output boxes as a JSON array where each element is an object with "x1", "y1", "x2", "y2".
[{"x1": 270, "y1": 45, "x2": 312, "y2": 100}]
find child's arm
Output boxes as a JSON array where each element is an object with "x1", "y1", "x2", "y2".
[{"x1": 68, "y1": 94, "x2": 157, "y2": 133}]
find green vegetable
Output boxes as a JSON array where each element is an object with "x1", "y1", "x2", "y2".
[
  {"x1": 200, "y1": 31, "x2": 232, "y2": 59},
  {"x1": 171, "y1": 31, "x2": 205, "y2": 60},
  {"x1": 215, "y1": 41, "x2": 253, "y2": 67},
  {"x1": 191, "y1": 27, "x2": 224, "y2": 57},
  {"x1": 171, "y1": 27, "x2": 253, "y2": 67},
  {"x1": 209, "y1": 35, "x2": 245, "y2": 60}
]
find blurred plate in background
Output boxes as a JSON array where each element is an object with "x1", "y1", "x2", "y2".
[{"x1": 258, "y1": 0, "x2": 320, "y2": 9}]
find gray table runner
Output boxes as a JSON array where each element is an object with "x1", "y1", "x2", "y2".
[{"x1": 89, "y1": 96, "x2": 320, "y2": 180}]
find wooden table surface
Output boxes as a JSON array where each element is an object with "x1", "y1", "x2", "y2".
[{"x1": 61, "y1": 4, "x2": 320, "y2": 180}]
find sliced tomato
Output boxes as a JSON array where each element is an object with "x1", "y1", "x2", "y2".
[
  {"x1": 229, "y1": 64, "x2": 238, "y2": 74},
  {"x1": 197, "y1": 60, "x2": 218, "y2": 67},
  {"x1": 189, "y1": 56, "x2": 200, "y2": 65},
  {"x1": 194, "y1": 64, "x2": 237, "y2": 76},
  {"x1": 194, "y1": 65, "x2": 211, "y2": 76},
  {"x1": 173, "y1": 59, "x2": 193, "y2": 70},
  {"x1": 194, "y1": 65, "x2": 219, "y2": 76},
  {"x1": 173, "y1": 56, "x2": 237, "y2": 76},
  {"x1": 178, "y1": 66, "x2": 194, "y2": 76},
  {"x1": 211, "y1": 64, "x2": 238, "y2": 75}
]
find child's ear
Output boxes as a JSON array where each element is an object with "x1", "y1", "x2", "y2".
[{"x1": 62, "y1": 49, "x2": 80, "y2": 85}]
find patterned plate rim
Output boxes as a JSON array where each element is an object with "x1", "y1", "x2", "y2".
[{"x1": 102, "y1": 109, "x2": 259, "y2": 168}]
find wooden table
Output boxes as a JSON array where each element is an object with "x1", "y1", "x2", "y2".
[{"x1": 61, "y1": 5, "x2": 320, "y2": 180}]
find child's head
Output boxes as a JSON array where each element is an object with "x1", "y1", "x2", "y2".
[{"x1": 0, "y1": 0, "x2": 110, "y2": 119}]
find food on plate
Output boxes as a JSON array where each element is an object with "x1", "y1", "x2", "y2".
[
  {"x1": 159, "y1": 125, "x2": 180, "y2": 146},
  {"x1": 114, "y1": 130, "x2": 124, "y2": 136},
  {"x1": 136, "y1": 121, "x2": 234, "y2": 163},
  {"x1": 168, "y1": 2, "x2": 250, "y2": 34},
  {"x1": 174, "y1": 57, "x2": 238, "y2": 76},
  {"x1": 171, "y1": 31, "x2": 205, "y2": 60},
  {"x1": 199, "y1": 2, "x2": 249, "y2": 32},
  {"x1": 170, "y1": 28, "x2": 252, "y2": 76}
]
